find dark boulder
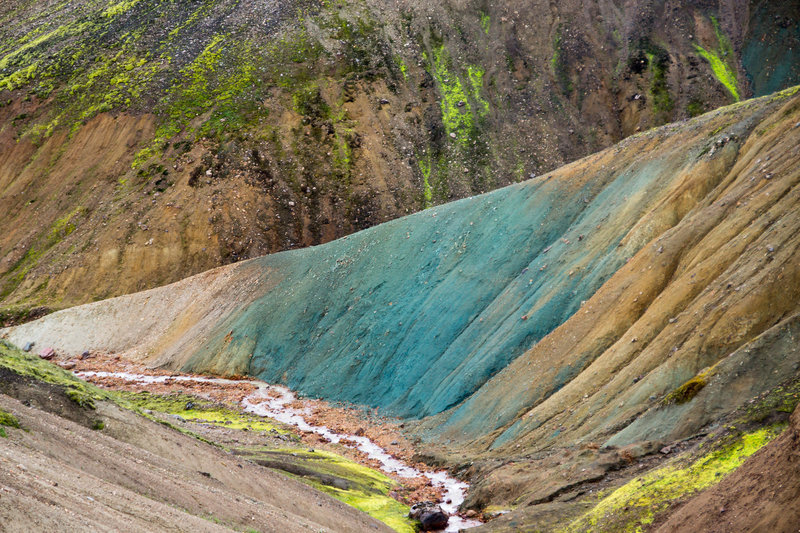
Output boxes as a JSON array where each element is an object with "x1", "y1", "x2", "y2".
[{"x1": 409, "y1": 501, "x2": 448, "y2": 531}]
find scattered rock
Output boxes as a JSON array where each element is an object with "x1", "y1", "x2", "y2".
[
  {"x1": 38, "y1": 347, "x2": 55, "y2": 360},
  {"x1": 465, "y1": 509, "x2": 478, "y2": 518},
  {"x1": 409, "y1": 501, "x2": 448, "y2": 531},
  {"x1": 22, "y1": 342, "x2": 34, "y2": 352},
  {"x1": 81, "y1": 351, "x2": 90, "y2": 359}
]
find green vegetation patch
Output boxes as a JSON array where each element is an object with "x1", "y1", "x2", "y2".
[
  {"x1": 694, "y1": 17, "x2": 740, "y2": 101},
  {"x1": 424, "y1": 45, "x2": 488, "y2": 144},
  {"x1": 117, "y1": 390, "x2": 285, "y2": 433},
  {"x1": 238, "y1": 447, "x2": 414, "y2": 533},
  {"x1": 0, "y1": 407, "x2": 21, "y2": 437},
  {"x1": 0, "y1": 340, "x2": 117, "y2": 410},
  {"x1": 417, "y1": 155, "x2": 433, "y2": 208},
  {"x1": 480, "y1": 12, "x2": 490, "y2": 35},
  {"x1": 551, "y1": 24, "x2": 572, "y2": 96},
  {"x1": 662, "y1": 365, "x2": 716, "y2": 406},
  {"x1": 0, "y1": 341, "x2": 222, "y2": 444},
  {"x1": 562, "y1": 425, "x2": 783, "y2": 532}
]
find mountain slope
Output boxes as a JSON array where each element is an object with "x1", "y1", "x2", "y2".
[
  {"x1": 5, "y1": 86, "x2": 798, "y2": 431},
  {"x1": 2, "y1": 0, "x2": 798, "y2": 312}
]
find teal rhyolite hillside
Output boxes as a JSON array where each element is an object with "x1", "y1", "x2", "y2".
[{"x1": 7, "y1": 86, "x2": 800, "y2": 430}]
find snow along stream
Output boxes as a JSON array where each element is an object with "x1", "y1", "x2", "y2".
[{"x1": 77, "y1": 371, "x2": 481, "y2": 532}]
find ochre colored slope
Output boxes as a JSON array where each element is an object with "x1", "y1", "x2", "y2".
[{"x1": 433, "y1": 88, "x2": 800, "y2": 451}]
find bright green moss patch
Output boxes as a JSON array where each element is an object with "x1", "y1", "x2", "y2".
[
  {"x1": 117, "y1": 390, "x2": 285, "y2": 433},
  {"x1": 480, "y1": 12, "x2": 490, "y2": 35},
  {"x1": 695, "y1": 45, "x2": 740, "y2": 101},
  {"x1": 394, "y1": 56, "x2": 408, "y2": 80},
  {"x1": 239, "y1": 447, "x2": 414, "y2": 533},
  {"x1": 102, "y1": 0, "x2": 142, "y2": 19},
  {"x1": 424, "y1": 46, "x2": 488, "y2": 145},
  {"x1": 427, "y1": 46, "x2": 471, "y2": 141},
  {"x1": 467, "y1": 65, "x2": 489, "y2": 116},
  {"x1": 694, "y1": 17, "x2": 740, "y2": 101},
  {"x1": 562, "y1": 426, "x2": 783, "y2": 532}
]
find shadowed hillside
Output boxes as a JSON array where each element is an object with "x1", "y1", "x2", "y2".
[{"x1": 2, "y1": 0, "x2": 798, "y2": 313}]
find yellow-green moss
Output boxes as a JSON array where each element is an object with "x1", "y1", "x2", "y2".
[
  {"x1": 117, "y1": 390, "x2": 286, "y2": 433},
  {"x1": 394, "y1": 56, "x2": 408, "y2": 80},
  {"x1": 694, "y1": 17, "x2": 740, "y2": 101},
  {"x1": 101, "y1": 0, "x2": 141, "y2": 18},
  {"x1": 562, "y1": 426, "x2": 784, "y2": 532},
  {"x1": 662, "y1": 365, "x2": 717, "y2": 406},
  {"x1": 480, "y1": 12, "x2": 490, "y2": 35},
  {"x1": 418, "y1": 155, "x2": 433, "y2": 208},
  {"x1": 0, "y1": 341, "x2": 220, "y2": 444},
  {"x1": 425, "y1": 46, "x2": 488, "y2": 144},
  {"x1": 0, "y1": 407, "x2": 21, "y2": 437},
  {"x1": 242, "y1": 447, "x2": 414, "y2": 532},
  {"x1": 0, "y1": 340, "x2": 119, "y2": 408}
]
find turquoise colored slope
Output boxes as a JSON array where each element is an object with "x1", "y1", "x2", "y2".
[{"x1": 181, "y1": 114, "x2": 733, "y2": 419}]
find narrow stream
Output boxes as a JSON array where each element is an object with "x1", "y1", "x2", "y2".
[{"x1": 77, "y1": 371, "x2": 481, "y2": 532}]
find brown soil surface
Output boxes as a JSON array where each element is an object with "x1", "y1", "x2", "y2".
[{"x1": 654, "y1": 404, "x2": 800, "y2": 533}]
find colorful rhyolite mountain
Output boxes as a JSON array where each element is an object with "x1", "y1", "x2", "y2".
[{"x1": 4, "y1": 86, "x2": 800, "y2": 530}]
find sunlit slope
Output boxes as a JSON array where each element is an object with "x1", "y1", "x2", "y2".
[{"x1": 5, "y1": 89, "x2": 799, "y2": 432}]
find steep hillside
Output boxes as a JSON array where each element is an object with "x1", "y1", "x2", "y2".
[
  {"x1": 652, "y1": 403, "x2": 800, "y2": 533},
  {"x1": 0, "y1": 341, "x2": 393, "y2": 532},
  {"x1": 2, "y1": 0, "x2": 798, "y2": 312}
]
